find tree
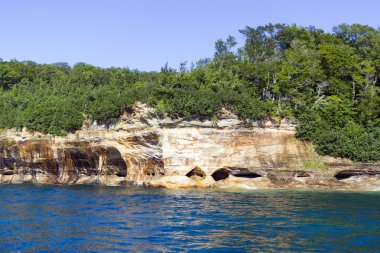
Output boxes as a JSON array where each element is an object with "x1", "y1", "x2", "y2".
[
  {"x1": 276, "y1": 40, "x2": 324, "y2": 114},
  {"x1": 319, "y1": 42, "x2": 360, "y2": 97}
]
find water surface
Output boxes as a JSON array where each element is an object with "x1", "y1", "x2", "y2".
[{"x1": 0, "y1": 184, "x2": 379, "y2": 252}]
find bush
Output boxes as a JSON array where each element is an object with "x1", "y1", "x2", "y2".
[
  {"x1": 166, "y1": 89, "x2": 221, "y2": 118},
  {"x1": 234, "y1": 94, "x2": 272, "y2": 120},
  {"x1": 296, "y1": 99, "x2": 380, "y2": 162}
]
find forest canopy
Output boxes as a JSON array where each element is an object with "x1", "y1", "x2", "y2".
[{"x1": 0, "y1": 23, "x2": 379, "y2": 162}]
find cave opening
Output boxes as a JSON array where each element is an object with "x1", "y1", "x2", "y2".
[
  {"x1": 229, "y1": 168, "x2": 262, "y2": 178},
  {"x1": 211, "y1": 167, "x2": 262, "y2": 181},
  {"x1": 296, "y1": 171, "x2": 310, "y2": 178},
  {"x1": 69, "y1": 147, "x2": 97, "y2": 172},
  {"x1": 211, "y1": 168, "x2": 230, "y2": 181},
  {"x1": 334, "y1": 170, "x2": 380, "y2": 180},
  {"x1": 186, "y1": 167, "x2": 206, "y2": 178},
  {"x1": 106, "y1": 147, "x2": 127, "y2": 177}
]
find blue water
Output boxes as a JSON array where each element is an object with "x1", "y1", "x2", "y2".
[{"x1": 0, "y1": 185, "x2": 380, "y2": 252}]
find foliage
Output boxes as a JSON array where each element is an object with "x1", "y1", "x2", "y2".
[
  {"x1": 0, "y1": 23, "x2": 379, "y2": 161},
  {"x1": 296, "y1": 98, "x2": 380, "y2": 162},
  {"x1": 302, "y1": 159, "x2": 327, "y2": 170}
]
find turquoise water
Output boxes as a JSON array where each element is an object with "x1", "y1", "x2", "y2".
[{"x1": 0, "y1": 185, "x2": 379, "y2": 252}]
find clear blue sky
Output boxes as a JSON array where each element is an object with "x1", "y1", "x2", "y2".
[{"x1": 1, "y1": 0, "x2": 379, "y2": 71}]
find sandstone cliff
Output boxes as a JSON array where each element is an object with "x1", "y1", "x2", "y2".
[{"x1": 1, "y1": 103, "x2": 379, "y2": 190}]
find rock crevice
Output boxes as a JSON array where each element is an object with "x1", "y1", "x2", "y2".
[{"x1": 0, "y1": 103, "x2": 379, "y2": 190}]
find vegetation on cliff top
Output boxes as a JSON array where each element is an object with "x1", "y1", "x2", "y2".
[{"x1": 0, "y1": 23, "x2": 379, "y2": 162}]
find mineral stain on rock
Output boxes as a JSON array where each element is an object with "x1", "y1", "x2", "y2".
[{"x1": 0, "y1": 103, "x2": 379, "y2": 190}]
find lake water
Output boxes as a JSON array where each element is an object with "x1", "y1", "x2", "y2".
[{"x1": 0, "y1": 184, "x2": 379, "y2": 252}]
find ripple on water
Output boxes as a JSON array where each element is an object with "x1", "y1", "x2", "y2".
[{"x1": 0, "y1": 185, "x2": 380, "y2": 252}]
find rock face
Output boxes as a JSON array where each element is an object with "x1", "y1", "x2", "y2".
[
  {"x1": 0, "y1": 103, "x2": 379, "y2": 190},
  {"x1": 0, "y1": 132, "x2": 164, "y2": 185},
  {"x1": 161, "y1": 127, "x2": 315, "y2": 175}
]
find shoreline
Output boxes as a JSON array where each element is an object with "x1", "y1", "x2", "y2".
[
  {"x1": 1, "y1": 181, "x2": 380, "y2": 193},
  {"x1": 1, "y1": 104, "x2": 379, "y2": 192}
]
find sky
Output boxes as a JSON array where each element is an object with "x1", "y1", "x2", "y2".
[{"x1": 1, "y1": 0, "x2": 379, "y2": 71}]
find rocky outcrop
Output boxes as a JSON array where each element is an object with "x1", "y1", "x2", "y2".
[
  {"x1": 0, "y1": 133, "x2": 164, "y2": 185},
  {"x1": 1, "y1": 103, "x2": 379, "y2": 190}
]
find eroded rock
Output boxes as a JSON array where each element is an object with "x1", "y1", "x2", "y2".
[
  {"x1": 334, "y1": 170, "x2": 380, "y2": 180},
  {"x1": 186, "y1": 166, "x2": 206, "y2": 179},
  {"x1": 0, "y1": 103, "x2": 379, "y2": 190},
  {"x1": 211, "y1": 169, "x2": 230, "y2": 181}
]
